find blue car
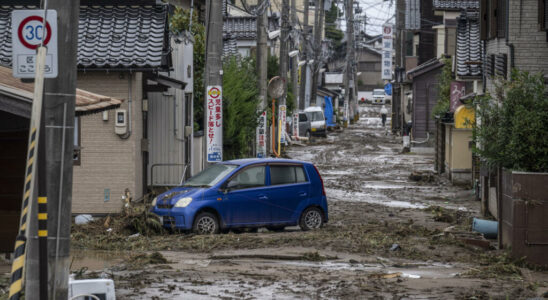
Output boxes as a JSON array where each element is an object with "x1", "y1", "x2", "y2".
[{"x1": 151, "y1": 158, "x2": 328, "y2": 234}]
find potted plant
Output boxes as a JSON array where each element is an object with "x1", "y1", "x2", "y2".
[{"x1": 473, "y1": 70, "x2": 548, "y2": 267}]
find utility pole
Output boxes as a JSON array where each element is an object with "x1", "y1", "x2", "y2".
[
  {"x1": 203, "y1": 0, "x2": 223, "y2": 167},
  {"x1": 310, "y1": 0, "x2": 325, "y2": 106},
  {"x1": 299, "y1": 0, "x2": 310, "y2": 110},
  {"x1": 43, "y1": 1, "x2": 79, "y2": 299},
  {"x1": 279, "y1": 0, "x2": 290, "y2": 105},
  {"x1": 290, "y1": 0, "x2": 298, "y2": 109},
  {"x1": 257, "y1": 10, "x2": 268, "y2": 111},
  {"x1": 256, "y1": 4, "x2": 268, "y2": 154},
  {"x1": 344, "y1": 0, "x2": 354, "y2": 124}
]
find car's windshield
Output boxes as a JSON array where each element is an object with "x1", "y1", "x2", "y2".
[
  {"x1": 308, "y1": 111, "x2": 324, "y2": 121},
  {"x1": 373, "y1": 90, "x2": 384, "y2": 96},
  {"x1": 182, "y1": 164, "x2": 238, "y2": 187}
]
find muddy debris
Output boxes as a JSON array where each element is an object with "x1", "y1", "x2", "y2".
[
  {"x1": 126, "y1": 252, "x2": 169, "y2": 270},
  {"x1": 427, "y1": 205, "x2": 472, "y2": 225},
  {"x1": 209, "y1": 251, "x2": 337, "y2": 262},
  {"x1": 408, "y1": 170, "x2": 436, "y2": 183}
]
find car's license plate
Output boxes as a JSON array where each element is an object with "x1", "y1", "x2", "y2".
[{"x1": 311, "y1": 128, "x2": 316, "y2": 132}]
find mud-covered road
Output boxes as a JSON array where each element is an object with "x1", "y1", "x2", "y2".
[{"x1": 62, "y1": 105, "x2": 548, "y2": 299}]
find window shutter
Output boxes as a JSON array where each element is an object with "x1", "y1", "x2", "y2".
[
  {"x1": 481, "y1": 0, "x2": 488, "y2": 39},
  {"x1": 489, "y1": 0, "x2": 498, "y2": 38},
  {"x1": 495, "y1": 54, "x2": 507, "y2": 78},
  {"x1": 497, "y1": 0, "x2": 506, "y2": 37}
]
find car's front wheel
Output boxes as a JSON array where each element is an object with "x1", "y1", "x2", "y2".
[
  {"x1": 193, "y1": 212, "x2": 220, "y2": 234},
  {"x1": 299, "y1": 207, "x2": 323, "y2": 231}
]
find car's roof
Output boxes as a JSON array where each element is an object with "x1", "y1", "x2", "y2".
[
  {"x1": 304, "y1": 106, "x2": 323, "y2": 112},
  {"x1": 222, "y1": 158, "x2": 311, "y2": 166}
]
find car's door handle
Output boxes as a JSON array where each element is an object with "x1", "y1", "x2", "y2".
[
  {"x1": 299, "y1": 192, "x2": 307, "y2": 197},
  {"x1": 258, "y1": 195, "x2": 269, "y2": 200}
]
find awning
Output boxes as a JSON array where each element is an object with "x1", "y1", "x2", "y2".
[{"x1": 0, "y1": 66, "x2": 123, "y2": 117}]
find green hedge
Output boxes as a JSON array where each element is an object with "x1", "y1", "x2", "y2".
[{"x1": 473, "y1": 70, "x2": 548, "y2": 172}]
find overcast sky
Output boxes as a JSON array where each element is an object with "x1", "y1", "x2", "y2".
[{"x1": 336, "y1": 0, "x2": 395, "y2": 35}]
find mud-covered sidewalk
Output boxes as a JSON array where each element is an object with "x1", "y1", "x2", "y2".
[{"x1": 62, "y1": 105, "x2": 548, "y2": 299}]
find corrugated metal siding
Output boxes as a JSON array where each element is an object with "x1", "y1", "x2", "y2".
[
  {"x1": 412, "y1": 69, "x2": 441, "y2": 139},
  {"x1": 147, "y1": 39, "x2": 193, "y2": 187},
  {"x1": 147, "y1": 91, "x2": 185, "y2": 186}
]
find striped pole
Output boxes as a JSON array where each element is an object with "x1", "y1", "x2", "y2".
[
  {"x1": 38, "y1": 197, "x2": 48, "y2": 298},
  {"x1": 9, "y1": 46, "x2": 47, "y2": 300}
]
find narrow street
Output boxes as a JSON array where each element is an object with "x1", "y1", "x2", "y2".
[{"x1": 66, "y1": 104, "x2": 547, "y2": 299}]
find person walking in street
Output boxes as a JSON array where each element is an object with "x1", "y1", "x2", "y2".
[{"x1": 380, "y1": 105, "x2": 388, "y2": 127}]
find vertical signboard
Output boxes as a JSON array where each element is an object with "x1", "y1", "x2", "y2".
[
  {"x1": 256, "y1": 111, "x2": 267, "y2": 158},
  {"x1": 206, "y1": 86, "x2": 222, "y2": 162},
  {"x1": 292, "y1": 112, "x2": 299, "y2": 138},
  {"x1": 279, "y1": 105, "x2": 287, "y2": 143},
  {"x1": 381, "y1": 24, "x2": 393, "y2": 80},
  {"x1": 11, "y1": 10, "x2": 58, "y2": 78},
  {"x1": 450, "y1": 81, "x2": 466, "y2": 112}
]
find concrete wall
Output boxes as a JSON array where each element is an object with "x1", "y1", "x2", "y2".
[{"x1": 73, "y1": 72, "x2": 143, "y2": 214}]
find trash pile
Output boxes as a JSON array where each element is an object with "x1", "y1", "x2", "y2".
[{"x1": 72, "y1": 201, "x2": 166, "y2": 250}]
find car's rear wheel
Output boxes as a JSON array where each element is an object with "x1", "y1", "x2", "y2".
[
  {"x1": 299, "y1": 207, "x2": 323, "y2": 231},
  {"x1": 193, "y1": 212, "x2": 220, "y2": 234}
]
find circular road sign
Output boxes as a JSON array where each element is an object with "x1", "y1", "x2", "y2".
[{"x1": 18, "y1": 16, "x2": 52, "y2": 50}]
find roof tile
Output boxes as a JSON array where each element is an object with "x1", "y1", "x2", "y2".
[{"x1": 0, "y1": 4, "x2": 168, "y2": 70}]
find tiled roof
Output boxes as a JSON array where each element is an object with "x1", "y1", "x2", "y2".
[
  {"x1": 223, "y1": 16, "x2": 279, "y2": 40},
  {"x1": 0, "y1": 4, "x2": 169, "y2": 70},
  {"x1": 433, "y1": 0, "x2": 479, "y2": 10},
  {"x1": 0, "y1": 66, "x2": 123, "y2": 115},
  {"x1": 222, "y1": 15, "x2": 279, "y2": 57},
  {"x1": 407, "y1": 58, "x2": 444, "y2": 79},
  {"x1": 456, "y1": 11, "x2": 482, "y2": 77}
]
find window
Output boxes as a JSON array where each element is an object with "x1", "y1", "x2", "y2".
[
  {"x1": 227, "y1": 166, "x2": 265, "y2": 190},
  {"x1": 270, "y1": 165, "x2": 308, "y2": 185},
  {"x1": 538, "y1": 0, "x2": 548, "y2": 30},
  {"x1": 480, "y1": 0, "x2": 506, "y2": 39},
  {"x1": 306, "y1": 111, "x2": 324, "y2": 121},
  {"x1": 73, "y1": 117, "x2": 80, "y2": 165},
  {"x1": 299, "y1": 113, "x2": 308, "y2": 122},
  {"x1": 358, "y1": 62, "x2": 381, "y2": 71},
  {"x1": 183, "y1": 164, "x2": 238, "y2": 187}
]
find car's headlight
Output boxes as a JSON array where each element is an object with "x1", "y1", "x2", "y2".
[
  {"x1": 151, "y1": 196, "x2": 158, "y2": 207},
  {"x1": 174, "y1": 197, "x2": 192, "y2": 208}
]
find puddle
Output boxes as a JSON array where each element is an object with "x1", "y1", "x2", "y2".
[
  {"x1": 326, "y1": 188, "x2": 428, "y2": 209},
  {"x1": 70, "y1": 250, "x2": 128, "y2": 272}
]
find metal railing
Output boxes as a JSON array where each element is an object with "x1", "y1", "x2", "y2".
[{"x1": 150, "y1": 163, "x2": 188, "y2": 187}]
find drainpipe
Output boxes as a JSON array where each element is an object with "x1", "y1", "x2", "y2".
[{"x1": 506, "y1": 0, "x2": 515, "y2": 71}]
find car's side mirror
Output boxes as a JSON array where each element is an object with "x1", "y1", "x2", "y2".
[{"x1": 225, "y1": 180, "x2": 238, "y2": 192}]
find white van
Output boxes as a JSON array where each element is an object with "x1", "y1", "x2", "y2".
[
  {"x1": 372, "y1": 89, "x2": 385, "y2": 104},
  {"x1": 304, "y1": 106, "x2": 327, "y2": 137}
]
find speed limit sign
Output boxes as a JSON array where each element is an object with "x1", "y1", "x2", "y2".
[{"x1": 11, "y1": 10, "x2": 58, "y2": 78}]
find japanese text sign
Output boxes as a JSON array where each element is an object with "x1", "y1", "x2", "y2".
[
  {"x1": 206, "y1": 86, "x2": 222, "y2": 162},
  {"x1": 256, "y1": 111, "x2": 267, "y2": 158}
]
